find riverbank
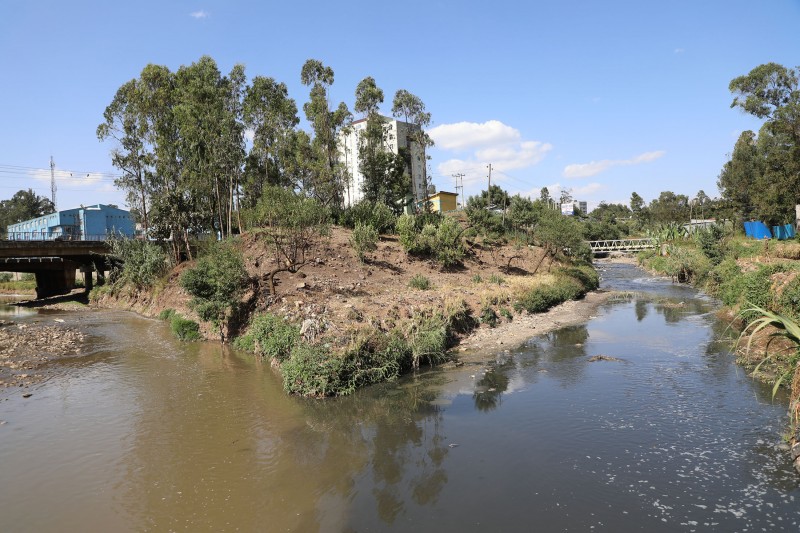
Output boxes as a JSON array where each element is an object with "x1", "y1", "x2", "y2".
[
  {"x1": 456, "y1": 290, "x2": 612, "y2": 360},
  {"x1": 0, "y1": 286, "x2": 613, "y2": 397}
]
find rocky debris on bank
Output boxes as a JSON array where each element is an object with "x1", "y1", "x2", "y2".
[{"x1": 0, "y1": 320, "x2": 87, "y2": 391}]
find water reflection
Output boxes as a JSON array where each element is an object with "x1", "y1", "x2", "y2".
[
  {"x1": 1, "y1": 264, "x2": 798, "y2": 532},
  {"x1": 473, "y1": 364, "x2": 511, "y2": 411},
  {"x1": 0, "y1": 296, "x2": 36, "y2": 317}
]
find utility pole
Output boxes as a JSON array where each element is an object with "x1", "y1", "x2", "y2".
[
  {"x1": 50, "y1": 156, "x2": 57, "y2": 210},
  {"x1": 487, "y1": 163, "x2": 493, "y2": 208},
  {"x1": 452, "y1": 172, "x2": 464, "y2": 209}
]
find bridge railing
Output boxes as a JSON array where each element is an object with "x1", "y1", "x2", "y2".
[
  {"x1": 587, "y1": 238, "x2": 658, "y2": 252},
  {"x1": 3, "y1": 232, "x2": 112, "y2": 242}
]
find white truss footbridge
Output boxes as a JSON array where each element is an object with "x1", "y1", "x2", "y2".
[{"x1": 587, "y1": 238, "x2": 658, "y2": 255}]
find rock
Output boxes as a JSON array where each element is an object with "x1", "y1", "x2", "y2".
[
  {"x1": 299, "y1": 318, "x2": 319, "y2": 341},
  {"x1": 22, "y1": 393, "x2": 32, "y2": 398},
  {"x1": 791, "y1": 443, "x2": 800, "y2": 461},
  {"x1": 296, "y1": 282, "x2": 307, "y2": 290},
  {"x1": 588, "y1": 355, "x2": 624, "y2": 362}
]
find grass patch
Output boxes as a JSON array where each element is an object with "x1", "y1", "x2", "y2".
[
  {"x1": 240, "y1": 313, "x2": 299, "y2": 362},
  {"x1": 170, "y1": 314, "x2": 202, "y2": 341},
  {"x1": 409, "y1": 274, "x2": 431, "y2": 290},
  {"x1": 0, "y1": 280, "x2": 36, "y2": 293}
]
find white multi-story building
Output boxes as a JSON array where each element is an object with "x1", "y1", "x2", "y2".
[{"x1": 338, "y1": 116, "x2": 427, "y2": 208}]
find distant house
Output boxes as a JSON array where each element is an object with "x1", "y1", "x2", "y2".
[
  {"x1": 426, "y1": 191, "x2": 459, "y2": 213},
  {"x1": 338, "y1": 115, "x2": 428, "y2": 208},
  {"x1": 7, "y1": 204, "x2": 135, "y2": 241}
]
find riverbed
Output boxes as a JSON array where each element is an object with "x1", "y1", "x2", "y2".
[{"x1": 1, "y1": 262, "x2": 798, "y2": 531}]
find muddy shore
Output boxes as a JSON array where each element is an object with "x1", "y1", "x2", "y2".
[{"x1": 456, "y1": 290, "x2": 612, "y2": 361}]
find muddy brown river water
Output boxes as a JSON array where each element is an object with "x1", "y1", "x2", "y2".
[{"x1": 1, "y1": 262, "x2": 798, "y2": 531}]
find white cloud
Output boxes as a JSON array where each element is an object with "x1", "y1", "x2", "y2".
[
  {"x1": 572, "y1": 183, "x2": 604, "y2": 196},
  {"x1": 562, "y1": 150, "x2": 665, "y2": 178},
  {"x1": 432, "y1": 120, "x2": 552, "y2": 186},
  {"x1": 475, "y1": 141, "x2": 552, "y2": 171},
  {"x1": 674, "y1": 48, "x2": 685, "y2": 54},
  {"x1": 429, "y1": 120, "x2": 520, "y2": 151},
  {"x1": 190, "y1": 10, "x2": 209, "y2": 19}
]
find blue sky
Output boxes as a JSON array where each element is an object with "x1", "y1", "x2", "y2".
[{"x1": 1, "y1": 0, "x2": 798, "y2": 212}]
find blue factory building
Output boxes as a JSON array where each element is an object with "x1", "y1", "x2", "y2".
[{"x1": 7, "y1": 204, "x2": 135, "y2": 241}]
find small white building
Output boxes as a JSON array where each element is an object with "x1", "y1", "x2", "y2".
[{"x1": 338, "y1": 116, "x2": 427, "y2": 208}]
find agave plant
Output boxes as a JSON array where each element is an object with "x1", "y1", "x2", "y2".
[{"x1": 737, "y1": 303, "x2": 800, "y2": 399}]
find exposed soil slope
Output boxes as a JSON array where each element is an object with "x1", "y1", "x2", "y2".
[{"x1": 94, "y1": 226, "x2": 606, "y2": 356}]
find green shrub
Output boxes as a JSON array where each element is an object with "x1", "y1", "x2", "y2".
[
  {"x1": 707, "y1": 259, "x2": 744, "y2": 306},
  {"x1": 350, "y1": 222, "x2": 379, "y2": 262},
  {"x1": 515, "y1": 277, "x2": 584, "y2": 314},
  {"x1": 0, "y1": 273, "x2": 11, "y2": 283},
  {"x1": 158, "y1": 308, "x2": 176, "y2": 321},
  {"x1": 409, "y1": 274, "x2": 431, "y2": 290},
  {"x1": 557, "y1": 265, "x2": 599, "y2": 291},
  {"x1": 500, "y1": 307, "x2": 513, "y2": 321},
  {"x1": 737, "y1": 264, "x2": 789, "y2": 323},
  {"x1": 232, "y1": 334, "x2": 256, "y2": 353},
  {"x1": 281, "y1": 330, "x2": 415, "y2": 397},
  {"x1": 180, "y1": 240, "x2": 248, "y2": 342},
  {"x1": 472, "y1": 274, "x2": 483, "y2": 283},
  {"x1": 341, "y1": 330, "x2": 412, "y2": 390},
  {"x1": 777, "y1": 275, "x2": 800, "y2": 322},
  {"x1": 108, "y1": 238, "x2": 170, "y2": 289},
  {"x1": 480, "y1": 306, "x2": 498, "y2": 327},
  {"x1": 433, "y1": 216, "x2": 465, "y2": 267},
  {"x1": 247, "y1": 313, "x2": 299, "y2": 362},
  {"x1": 396, "y1": 214, "x2": 420, "y2": 252},
  {"x1": 282, "y1": 344, "x2": 346, "y2": 397},
  {"x1": 87, "y1": 284, "x2": 112, "y2": 302},
  {"x1": 641, "y1": 245, "x2": 710, "y2": 284},
  {"x1": 396, "y1": 213, "x2": 465, "y2": 267},
  {"x1": 339, "y1": 200, "x2": 397, "y2": 234},
  {"x1": 408, "y1": 313, "x2": 449, "y2": 368},
  {"x1": 696, "y1": 224, "x2": 726, "y2": 265},
  {"x1": 170, "y1": 314, "x2": 202, "y2": 341}
]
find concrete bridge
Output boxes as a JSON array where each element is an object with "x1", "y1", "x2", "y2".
[
  {"x1": 0, "y1": 240, "x2": 112, "y2": 298},
  {"x1": 587, "y1": 238, "x2": 658, "y2": 256}
]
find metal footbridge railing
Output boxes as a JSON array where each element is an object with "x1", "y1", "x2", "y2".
[{"x1": 587, "y1": 238, "x2": 658, "y2": 255}]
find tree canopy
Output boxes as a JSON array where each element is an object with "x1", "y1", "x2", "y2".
[
  {"x1": 720, "y1": 62, "x2": 800, "y2": 226},
  {"x1": 98, "y1": 56, "x2": 432, "y2": 260},
  {"x1": 0, "y1": 189, "x2": 55, "y2": 236}
]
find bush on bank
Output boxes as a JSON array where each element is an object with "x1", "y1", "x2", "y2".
[
  {"x1": 514, "y1": 265, "x2": 598, "y2": 314},
  {"x1": 230, "y1": 263, "x2": 599, "y2": 397}
]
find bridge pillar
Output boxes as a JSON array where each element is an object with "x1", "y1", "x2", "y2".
[
  {"x1": 92, "y1": 260, "x2": 106, "y2": 287},
  {"x1": 35, "y1": 267, "x2": 77, "y2": 299},
  {"x1": 81, "y1": 264, "x2": 94, "y2": 293}
]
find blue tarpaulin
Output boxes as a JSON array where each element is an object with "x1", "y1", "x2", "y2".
[
  {"x1": 771, "y1": 224, "x2": 796, "y2": 240},
  {"x1": 743, "y1": 221, "x2": 773, "y2": 239}
]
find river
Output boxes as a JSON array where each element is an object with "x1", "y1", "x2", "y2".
[{"x1": 0, "y1": 262, "x2": 798, "y2": 532}]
